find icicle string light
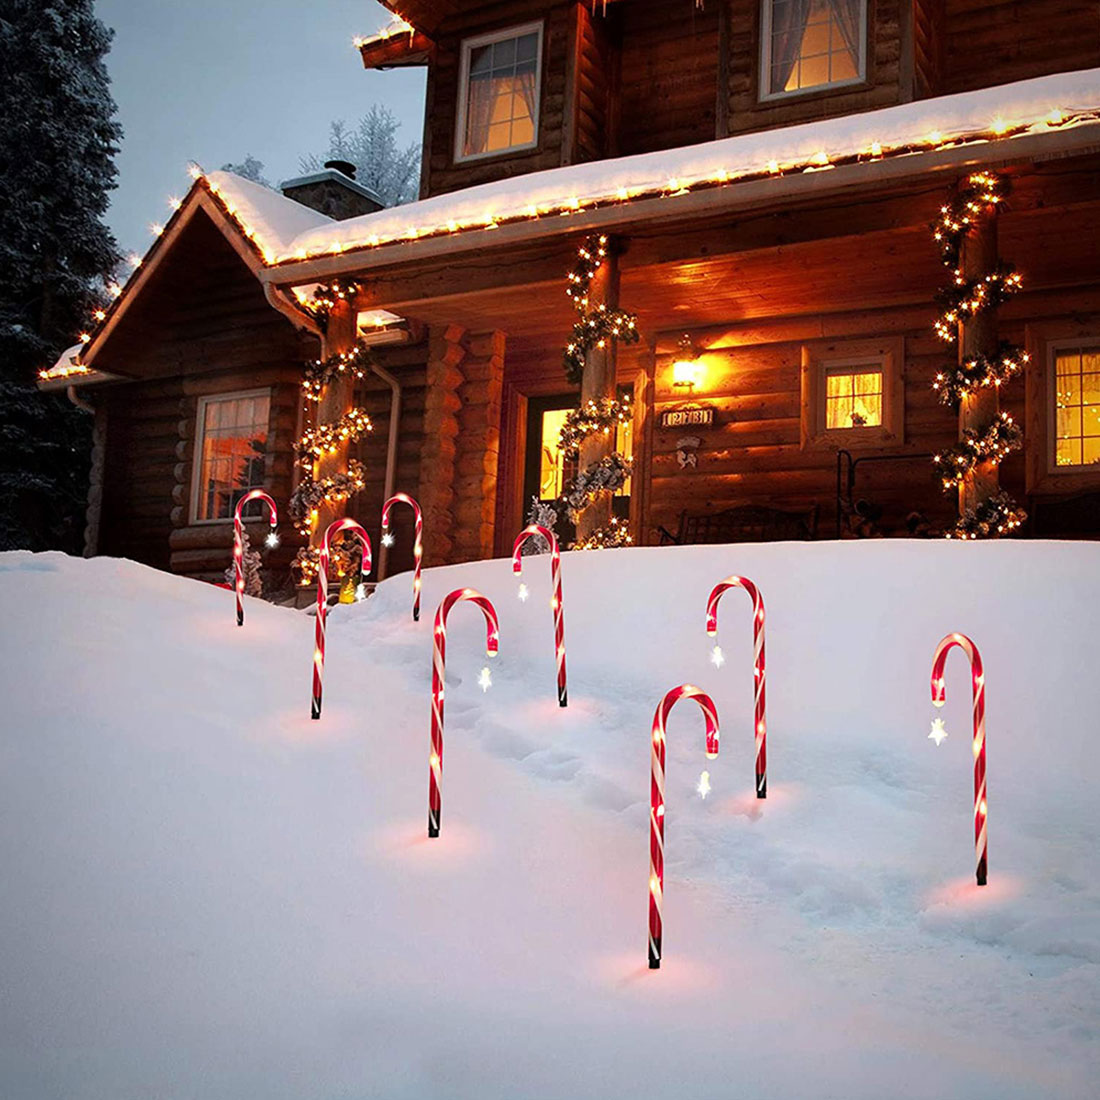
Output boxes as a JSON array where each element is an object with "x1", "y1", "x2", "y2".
[
  {"x1": 511, "y1": 524, "x2": 568, "y2": 707},
  {"x1": 380, "y1": 492, "x2": 423, "y2": 621},
  {"x1": 428, "y1": 588, "x2": 500, "y2": 837},
  {"x1": 232, "y1": 491, "x2": 278, "y2": 627},
  {"x1": 50, "y1": 92, "x2": 1100, "y2": 376},
  {"x1": 649, "y1": 684, "x2": 720, "y2": 969},
  {"x1": 930, "y1": 632, "x2": 988, "y2": 885},
  {"x1": 706, "y1": 576, "x2": 767, "y2": 798},
  {"x1": 311, "y1": 519, "x2": 372, "y2": 720}
]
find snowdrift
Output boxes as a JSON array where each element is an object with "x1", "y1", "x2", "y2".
[{"x1": 1, "y1": 541, "x2": 1097, "y2": 1099}]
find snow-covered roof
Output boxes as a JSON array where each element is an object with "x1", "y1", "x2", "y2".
[
  {"x1": 46, "y1": 66, "x2": 1100, "y2": 383},
  {"x1": 254, "y1": 66, "x2": 1100, "y2": 267},
  {"x1": 202, "y1": 171, "x2": 334, "y2": 264}
]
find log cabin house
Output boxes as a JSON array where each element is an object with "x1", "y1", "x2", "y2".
[{"x1": 40, "y1": 0, "x2": 1100, "y2": 586}]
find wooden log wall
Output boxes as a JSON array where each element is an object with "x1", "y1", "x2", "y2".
[
  {"x1": 421, "y1": 0, "x2": 574, "y2": 197},
  {"x1": 92, "y1": 208, "x2": 316, "y2": 583},
  {"x1": 941, "y1": 0, "x2": 1100, "y2": 94},
  {"x1": 348, "y1": 341, "x2": 429, "y2": 573},
  {"x1": 418, "y1": 325, "x2": 506, "y2": 563},
  {"x1": 614, "y1": 1, "x2": 721, "y2": 153}
]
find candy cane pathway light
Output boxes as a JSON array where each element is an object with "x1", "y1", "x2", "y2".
[
  {"x1": 311, "y1": 519, "x2": 372, "y2": 721},
  {"x1": 930, "y1": 632, "x2": 989, "y2": 886},
  {"x1": 706, "y1": 576, "x2": 767, "y2": 798},
  {"x1": 380, "y1": 493, "x2": 423, "y2": 621},
  {"x1": 428, "y1": 588, "x2": 500, "y2": 838},
  {"x1": 511, "y1": 524, "x2": 568, "y2": 707},
  {"x1": 232, "y1": 490, "x2": 278, "y2": 627},
  {"x1": 649, "y1": 684, "x2": 720, "y2": 970}
]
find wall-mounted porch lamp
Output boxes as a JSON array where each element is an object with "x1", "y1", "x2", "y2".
[{"x1": 671, "y1": 333, "x2": 704, "y2": 393}]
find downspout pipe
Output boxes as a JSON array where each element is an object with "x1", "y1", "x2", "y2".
[{"x1": 372, "y1": 358, "x2": 403, "y2": 581}]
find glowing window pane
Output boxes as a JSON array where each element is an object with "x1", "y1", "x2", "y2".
[
  {"x1": 539, "y1": 408, "x2": 571, "y2": 499},
  {"x1": 772, "y1": 0, "x2": 862, "y2": 95},
  {"x1": 195, "y1": 393, "x2": 270, "y2": 520},
  {"x1": 462, "y1": 30, "x2": 540, "y2": 157},
  {"x1": 825, "y1": 367, "x2": 883, "y2": 429},
  {"x1": 1053, "y1": 347, "x2": 1100, "y2": 467}
]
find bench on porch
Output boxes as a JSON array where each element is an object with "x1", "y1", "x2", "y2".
[{"x1": 657, "y1": 504, "x2": 819, "y2": 545}]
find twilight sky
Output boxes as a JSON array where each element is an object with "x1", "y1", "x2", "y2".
[{"x1": 95, "y1": 0, "x2": 426, "y2": 256}]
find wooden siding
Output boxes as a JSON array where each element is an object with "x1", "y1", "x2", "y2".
[
  {"x1": 941, "y1": 0, "x2": 1100, "y2": 94},
  {"x1": 421, "y1": 1, "x2": 574, "y2": 197},
  {"x1": 615, "y1": 1, "x2": 721, "y2": 153},
  {"x1": 726, "y1": 0, "x2": 906, "y2": 136},
  {"x1": 348, "y1": 341, "x2": 430, "y2": 573},
  {"x1": 94, "y1": 211, "x2": 316, "y2": 582}
]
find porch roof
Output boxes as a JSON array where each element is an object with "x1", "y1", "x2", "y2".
[{"x1": 47, "y1": 66, "x2": 1100, "y2": 385}]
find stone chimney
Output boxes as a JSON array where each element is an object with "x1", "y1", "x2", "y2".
[{"x1": 279, "y1": 160, "x2": 384, "y2": 220}]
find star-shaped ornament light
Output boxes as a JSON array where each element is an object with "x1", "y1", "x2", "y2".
[{"x1": 928, "y1": 716, "x2": 948, "y2": 746}]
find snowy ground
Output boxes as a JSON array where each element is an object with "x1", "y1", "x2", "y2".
[{"x1": 1, "y1": 541, "x2": 1098, "y2": 1099}]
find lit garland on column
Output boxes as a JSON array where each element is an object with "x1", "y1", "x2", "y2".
[
  {"x1": 563, "y1": 235, "x2": 639, "y2": 385},
  {"x1": 531, "y1": 236, "x2": 639, "y2": 550},
  {"x1": 307, "y1": 279, "x2": 361, "y2": 331},
  {"x1": 290, "y1": 331, "x2": 376, "y2": 585},
  {"x1": 930, "y1": 171, "x2": 1026, "y2": 537},
  {"x1": 933, "y1": 412, "x2": 1023, "y2": 489}
]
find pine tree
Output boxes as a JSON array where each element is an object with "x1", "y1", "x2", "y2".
[
  {"x1": 0, "y1": 0, "x2": 122, "y2": 551},
  {"x1": 300, "y1": 105, "x2": 421, "y2": 207},
  {"x1": 220, "y1": 155, "x2": 269, "y2": 186}
]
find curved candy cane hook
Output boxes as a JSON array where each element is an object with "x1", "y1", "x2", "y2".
[
  {"x1": 706, "y1": 575, "x2": 767, "y2": 797},
  {"x1": 428, "y1": 588, "x2": 500, "y2": 837},
  {"x1": 649, "y1": 684, "x2": 720, "y2": 969},
  {"x1": 232, "y1": 490, "x2": 278, "y2": 627},
  {"x1": 381, "y1": 493, "x2": 423, "y2": 621},
  {"x1": 311, "y1": 518, "x2": 371, "y2": 720},
  {"x1": 512, "y1": 524, "x2": 568, "y2": 707},
  {"x1": 930, "y1": 632, "x2": 988, "y2": 885}
]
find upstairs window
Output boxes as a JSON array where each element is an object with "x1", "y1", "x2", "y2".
[
  {"x1": 456, "y1": 22, "x2": 542, "y2": 162},
  {"x1": 761, "y1": 0, "x2": 866, "y2": 100},
  {"x1": 191, "y1": 390, "x2": 270, "y2": 523}
]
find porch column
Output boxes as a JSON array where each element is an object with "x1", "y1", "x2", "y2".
[
  {"x1": 419, "y1": 324, "x2": 506, "y2": 566},
  {"x1": 453, "y1": 329, "x2": 505, "y2": 563},
  {"x1": 576, "y1": 241, "x2": 621, "y2": 542},
  {"x1": 311, "y1": 299, "x2": 357, "y2": 543},
  {"x1": 419, "y1": 323, "x2": 466, "y2": 565},
  {"x1": 958, "y1": 214, "x2": 1000, "y2": 514}
]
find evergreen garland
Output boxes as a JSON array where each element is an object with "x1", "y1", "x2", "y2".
[
  {"x1": 302, "y1": 342, "x2": 377, "y2": 401},
  {"x1": 562, "y1": 235, "x2": 639, "y2": 386},
  {"x1": 930, "y1": 170, "x2": 1026, "y2": 537},
  {"x1": 558, "y1": 396, "x2": 633, "y2": 457},
  {"x1": 932, "y1": 345, "x2": 1029, "y2": 407}
]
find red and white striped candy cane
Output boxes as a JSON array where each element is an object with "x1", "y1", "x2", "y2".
[
  {"x1": 511, "y1": 524, "x2": 567, "y2": 707},
  {"x1": 428, "y1": 587, "x2": 499, "y2": 837},
  {"x1": 930, "y1": 632, "x2": 988, "y2": 886},
  {"x1": 381, "y1": 493, "x2": 423, "y2": 622},
  {"x1": 706, "y1": 575, "x2": 767, "y2": 798},
  {"x1": 649, "y1": 684, "x2": 720, "y2": 970},
  {"x1": 311, "y1": 518, "x2": 372, "y2": 721},
  {"x1": 233, "y1": 490, "x2": 278, "y2": 627}
]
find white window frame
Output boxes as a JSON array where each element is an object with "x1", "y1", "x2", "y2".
[
  {"x1": 758, "y1": 0, "x2": 868, "y2": 103},
  {"x1": 454, "y1": 21, "x2": 544, "y2": 164},
  {"x1": 189, "y1": 388, "x2": 272, "y2": 525}
]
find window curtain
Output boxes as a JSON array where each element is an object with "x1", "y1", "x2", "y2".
[
  {"x1": 464, "y1": 69, "x2": 495, "y2": 155},
  {"x1": 768, "y1": 0, "x2": 814, "y2": 93},
  {"x1": 515, "y1": 65, "x2": 538, "y2": 132},
  {"x1": 828, "y1": 0, "x2": 863, "y2": 68}
]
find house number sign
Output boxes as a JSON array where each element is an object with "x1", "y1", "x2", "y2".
[{"x1": 659, "y1": 406, "x2": 715, "y2": 429}]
